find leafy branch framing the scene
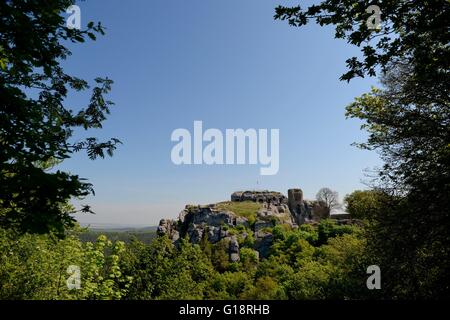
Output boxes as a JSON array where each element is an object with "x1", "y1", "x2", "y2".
[{"x1": 0, "y1": 0, "x2": 121, "y2": 236}]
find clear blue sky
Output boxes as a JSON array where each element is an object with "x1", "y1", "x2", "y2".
[{"x1": 59, "y1": 0, "x2": 382, "y2": 227}]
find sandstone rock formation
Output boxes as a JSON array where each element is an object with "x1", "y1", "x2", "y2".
[
  {"x1": 254, "y1": 232, "x2": 274, "y2": 259},
  {"x1": 229, "y1": 237, "x2": 240, "y2": 262},
  {"x1": 287, "y1": 188, "x2": 331, "y2": 224},
  {"x1": 158, "y1": 188, "x2": 334, "y2": 261},
  {"x1": 157, "y1": 219, "x2": 179, "y2": 241},
  {"x1": 231, "y1": 190, "x2": 287, "y2": 205}
]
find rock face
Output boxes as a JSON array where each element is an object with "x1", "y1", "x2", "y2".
[
  {"x1": 180, "y1": 205, "x2": 245, "y2": 228},
  {"x1": 158, "y1": 188, "x2": 334, "y2": 261},
  {"x1": 254, "y1": 232, "x2": 273, "y2": 259},
  {"x1": 176, "y1": 204, "x2": 248, "y2": 243},
  {"x1": 229, "y1": 237, "x2": 240, "y2": 262},
  {"x1": 305, "y1": 200, "x2": 330, "y2": 220},
  {"x1": 157, "y1": 219, "x2": 179, "y2": 241},
  {"x1": 231, "y1": 190, "x2": 287, "y2": 205},
  {"x1": 288, "y1": 188, "x2": 307, "y2": 224},
  {"x1": 287, "y1": 189, "x2": 330, "y2": 224}
]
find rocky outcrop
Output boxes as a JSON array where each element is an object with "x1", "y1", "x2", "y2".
[
  {"x1": 229, "y1": 237, "x2": 240, "y2": 262},
  {"x1": 305, "y1": 200, "x2": 330, "y2": 220},
  {"x1": 254, "y1": 219, "x2": 274, "y2": 232},
  {"x1": 177, "y1": 205, "x2": 249, "y2": 241},
  {"x1": 254, "y1": 232, "x2": 273, "y2": 259},
  {"x1": 287, "y1": 189, "x2": 330, "y2": 224},
  {"x1": 159, "y1": 204, "x2": 250, "y2": 262},
  {"x1": 158, "y1": 188, "x2": 340, "y2": 261},
  {"x1": 160, "y1": 216, "x2": 249, "y2": 262},
  {"x1": 181, "y1": 205, "x2": 233, "y2": 226},
  {"x1": 231, "y1": 190, "x2": 287, "y2": 205},
  {"x1": 157, "y1": 219, "x2": 179, "y2": 241}
]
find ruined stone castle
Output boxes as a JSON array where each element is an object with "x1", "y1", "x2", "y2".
[{"x1": 157, "y1": 188, "x2": 349, "y2": 262}]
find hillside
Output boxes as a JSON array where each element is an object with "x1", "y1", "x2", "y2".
[
  {"x1": 79, "y1": 226, "x2": 157, "y2": 244},
  {"x1": 158, "y1": 189, "x2": 356, "y2": 261}
]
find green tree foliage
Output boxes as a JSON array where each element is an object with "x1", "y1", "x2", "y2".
[
  {"x1": 254, "y1": 222, "x2": 367, "y2": 299},
  {"x1": 345, "y1": 59, "x2": 450, "y2": 298},
  {"x1": 285, "y1": 261, "x2": 333, "y2": 299},
  {"x1": 346, "y1": 67, "x2": 450, "y2": 298},
  {"x1": 344, "y1": 190, "x2": 387, "y2": 220},
  {"x1": 0, "y1": 0, "x2": 121, "y2": 236},
  {"x1": 271, "y1": 232, "x2": 316, "y2": 268},
  {"x1": 211, "y1": 238, "x2": 231, "y2": 272},
  {"x1": 317, "y1": 234, "x2": 374, "y2": 299},
  {"x1": 317, "y1": 219, "x2": 357, "y2": 246},
  {"x1": 274, "y1": 0, "x2": 449, "y2": 84},
  {"x1": 239, "y1": 247, "x2": 259, "y2": 272},
  {"x1": 284, "y1": 233, "x2": 370, "y2": 300},
  {"x1": 208, "y1": 271, "x2": 253, "y2": 299},
  {"x1": 0, "y1": 220, "x2": 376, "y2": 300},
  {"x1": 276, "y1": 0, "x2": 449, "y2": 299},
  {"x1": 2, "y1": 0, "x2": 447, "y2": 300},
  {"x1": 241, "y1": 276, "x2": 286, "y2": 300},
  {"x1": 122, "y1": 236, "x2": 215, "y2": 300},
  {"x1": 0, "y1": 228, "x2": 131, "y2": 299},
  {"x1": 255, "y1": 255, "x2": 295, "y2": 286},
  {"x1": 120, "y1": 236, "x2": 174, "y2": 299},
  {"x1": 120, "y1": 222, "x2": 371, "y2": 300}
]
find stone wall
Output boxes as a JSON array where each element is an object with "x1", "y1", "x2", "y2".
[
  {"x1": 287, "y1": 189, "x2": 330, "y2": 224},
  {"x1": 231, "y1": 190, "x2": 287, "y2": 205}
]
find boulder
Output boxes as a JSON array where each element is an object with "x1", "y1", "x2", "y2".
[
  {"x1": 254, "y1": 219, "x2": 274, "y2": 232},
  {"x1": 229, "y1": 236, "x2": 240, "y2": 262},
  {"x1": 157, "y1": 219, "x2": 178, "y2": 238},
  {"x1": 207, "y1": 226, "x2": 229, "y2": 243},
  {"x1": 254, "y1": 232, "x2": 273, "y2": 258},
  {"x1": 187, "y1": 224, "x2": 203, "y2": 243}
]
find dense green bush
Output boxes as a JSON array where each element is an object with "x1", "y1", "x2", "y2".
[{"x1": 0, "y1": 228, "x2": 131, "y2": 300}]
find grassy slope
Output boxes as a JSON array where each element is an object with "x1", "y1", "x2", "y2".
[
  {"x1": 79, "y1": 227, "x2": 157, "y2": 244},
  {"x1": 215, "y1": 201, "x2": 262, "y2": 224}
]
